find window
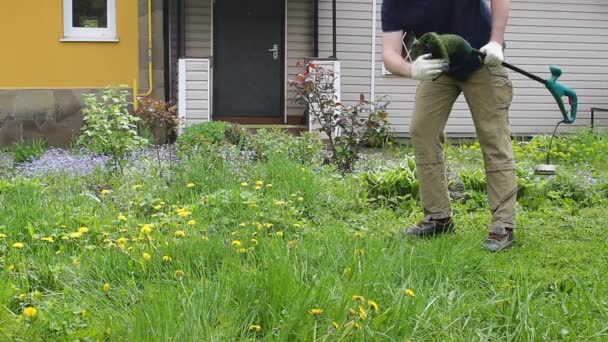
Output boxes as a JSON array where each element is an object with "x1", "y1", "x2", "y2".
[{"x1": 63, "y1": 0, "x2": 117, "y2": 41}]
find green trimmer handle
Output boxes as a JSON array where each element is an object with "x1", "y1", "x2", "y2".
[{"x1": 545, "y1": 65, "x2": 578, "y2": 124}]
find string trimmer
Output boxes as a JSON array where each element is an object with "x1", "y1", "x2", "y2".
[{"x1": 410, "y1": 32, "x2": 579, "y2": 175}]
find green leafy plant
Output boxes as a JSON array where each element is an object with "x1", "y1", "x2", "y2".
[
  {"x1": 364, "y1": 110, "x2": 395, "y2": 148},
  {"x1": 77, "y1": 86, "x2": 148, "y2": 173},
  {"x1": 176, "y1": 121, "x2": 232, "y2": 155},
  {"x1": 246, "y1": 128, "x2": 324, "y2": 165},
  {"x1": 290, "y1": 62, "x2": 392, "y2": 173},
  {"x1": 359, "y1": 156, "x2": 419, "y2": 208},
  {"x1": 10, "y1": 138, "x2": 47, "y2": 164}
]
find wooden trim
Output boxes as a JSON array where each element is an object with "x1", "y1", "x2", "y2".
[{"x1": 178, "y1": 59, "x2": 187, "y2": 134}]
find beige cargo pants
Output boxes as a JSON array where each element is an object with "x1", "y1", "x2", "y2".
[{"x1": 410, "y1": 65, "x2": 517, "y2": 228}]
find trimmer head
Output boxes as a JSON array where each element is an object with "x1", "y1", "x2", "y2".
[{"x1": 534, "y1": 164, "x2": 557, "y2": 176}]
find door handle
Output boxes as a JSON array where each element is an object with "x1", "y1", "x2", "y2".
[{"x1": 268, "y1": 44, "x2": 279, "y2": 60}]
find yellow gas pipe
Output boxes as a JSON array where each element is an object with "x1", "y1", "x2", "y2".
[{"x1": 133, "y1": 0, "x2": 154, "y2": 111}]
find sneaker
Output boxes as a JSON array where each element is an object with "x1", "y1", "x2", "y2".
[
  {"x1": 402, "y1": 216, "x2": 455, "y2": 236},
  {"x1": 482, "y1": 225, "x2": 515, "y2": 252}
]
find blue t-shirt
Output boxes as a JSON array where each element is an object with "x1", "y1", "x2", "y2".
[{"x1": 382, "y1": 0, "x2": 493, "y2": 79}]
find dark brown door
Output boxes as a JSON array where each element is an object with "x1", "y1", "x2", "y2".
[{"x1": 213, "y1": 0, "x2": 284, "y2": 118}]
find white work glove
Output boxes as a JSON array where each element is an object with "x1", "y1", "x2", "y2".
[
  {"x1": 480, "y1": 41, "x2": 504, "y2": 66},
  {"x1": 411, "y1": 53, "x2": 448, "y2": 81}
]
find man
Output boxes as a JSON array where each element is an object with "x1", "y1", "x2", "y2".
[{"x1": 382, "y1": 0, "x2": 517, "y2": 252}]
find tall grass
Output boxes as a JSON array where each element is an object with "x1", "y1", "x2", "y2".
[{"x1": 1, "y1": 133, "x2": 607, "y2": 341}]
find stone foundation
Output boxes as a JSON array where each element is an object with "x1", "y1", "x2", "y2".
[{"x1": 0, "y1": 89, "x2": 101, "y2": 147}]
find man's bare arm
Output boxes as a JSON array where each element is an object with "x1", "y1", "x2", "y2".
[
  {"x1": 382, "y1": 31, "x2": 412, "y2": 77},
  {"x1": 489, "y1": 0, "x2": 510, "y2": 44}
]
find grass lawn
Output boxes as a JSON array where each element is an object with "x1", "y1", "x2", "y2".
[{"x1": 0, "y1": 128, "x2": 607, "y2": 341}]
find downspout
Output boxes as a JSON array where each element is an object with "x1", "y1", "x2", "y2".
[
  {"x1": 313, "y1": 0, "x2": 318, "y2": 57},
  {"x1": 332, "y1": 0, "x2": 337, "y2": 59},
  {"x1": 370, "y1": 0, "x2": 377, "y2": 100},
  {"x1": 133, "y1": 0, "x2": 154, "y2": 111},
  {"x1": 163, "y1": 0, "x2": 171, "y2": 103}
]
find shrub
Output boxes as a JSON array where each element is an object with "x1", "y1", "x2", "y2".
[
  {"x1": 290, "y1": 62, "x2": 392, "y2": 173},
  {"x1": 246, "y1": 128, "x2": 324, "y2": 165},
  {"x1": 176, "y1": 121, "x2": 232, "y2": 155},
  {"x1": 135, "y1": 96, "x2": 179, "y2": 144},
  {"x1": 10, "y1": 138, "x2": 47, "y2": 164},
  {"x1": 364, "y1": 110, "x2": 395, "y2": 148},
  {"x1": 77, "y1": 86, "x2": 148, "y2": 173}
]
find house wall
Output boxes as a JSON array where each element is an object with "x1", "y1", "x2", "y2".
[
  {"x1": 320, "y1": 0, "x2": 608, "y2": 136},
  {"x1": 0, "y1": 1, "x2": 141, "y2": 146}
]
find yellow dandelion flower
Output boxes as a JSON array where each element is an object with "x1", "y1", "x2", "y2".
[
  {"x1": 174, "y1": 270, "x2": 185, "y2": 278},
  {"x1": 177, "y1": 211, "x2": 192, "y2": 218},
  {"x1": 368, "y1": 300, "x2": 379, "y2": 313},
  {"x1": 8, "y1": 264, "x2": 15, "y2": 271},
  {"x1": 142, "y1": 253, "x2": 152, "y2": 261},
  {"x1": 352, "y1": 295, "x2": 364, "y2": 302},
  {"x1": 309, "y1": 308, "x2": 323, "y2": 316},
  {"x1": 249, "y1": 324, "x2": 262, "y2": 332},
  {"x1": 61, "y1": 236, "x2": 70, "y2": 241},
  {"x1": 18, "y1": 293, "x2": 26, "y2": 301},
  {"x1": 160, "y1": 201, "x2": 166, "y2": 205},
  {"x1": 358, "y1": 306, "x2": 367, "y2": 320},
  {"x1": 187, "y1": 220, "x2": 196, "y2": 226},
  {"x1": 132, "y1": 184, "x2": 143, "y2": 191},
  {"x1": 102, "y1": 283, "x2": 110, "y2": 292},
  {"x1": 236, "y1": 248, "x2": 248, "y2": 254},
  {"x1": 69, "y1": 232, "x2": 83, "y2": 239},
  {"x1": 186, "y1": 183, "x2": 195, "y2": 188},
  {"x1": 78, "y1": 227, "x2": 89, "y2": 234},
  {"x1": 264, "y1": 223, "x2": 273, "y2": 228},
  {"x1": 355, "y1": 249, "x2": 365, "y2": 256},
  {"x1": 297, "y1": 197, "x2": 304, "y2": 202},
  {"x1": 405, "y1": 289, "x2": 415, "y2": 297},
  {"x1": 118, "y1": 214, "x2": 127, "y2": 221},
  {"x1": 202, "y1": 235, "x2": 209, "y2": 241},
  {"x1": 332, "y1": 321, "x2": 340, "y2": 329},
  {"x1": 250, "y1": 238, "x2": 258, "y2": 245},
  {"x1": 12, "y1": 242, "x2": 25, "y2": 249},
  {"x1": 293, "y1": 223, "x2": 302, "y2": 228},
  {"x1": 41, "y1": 237, "x2": 55, "y2": 243},
  {"x1": 266, "y1": 184, "x2": 273, "y2": 188},
  {"x1": 256, "y1": 181, "x2": 264, "y2": 186},
  {"x1": 231, "y1": 240, "x2": 243, "y2": 248},
  {"x1": 274, "y1": 201, "x2": 285, "y2": 206},
  {"x1": 353, "y1": 322, "x2": 361, "y2": 330},
  {"x1": 354, "y1": 232, "x2": 363, "y2": 238},
  {"x1": 275, "y1": 231, "x2": 284, "y2": 238},
  {"x1": 23, "y1": 307, "x2": 38, "y2": 319},
  {"x1": 140, "y1": 224, "x2": 153, "y2": 234},
  {"x1": 241, "y1": 182, "x2": 249, "y2": 186},
  {"x1": 287, "y1": 240, "x2": 299, "y2": 247},
  {"x1": 254, "y1": 185, "x2": 262, "y2": 190},
  {"x1": 163, "y1": 255, "x2": 173, "y2": 263},
  {"x1": 101, "y1": 189, "x2": 111, "y2": 195},
  {"x1": 117, "y1": 238, "x2": 128, "y2": 249},
  {"x1": 153, "y1": 205, "x2": 162, "y2": 210},
  {"x1": 239, "y1": 223, "x2": 247, "y2": 227},
  {"x1": 0, "y1": 233, "x2": 7, "y2": 239},
  {"x1": 175, "y1": 230, "x2": 186, "y2": 238}
]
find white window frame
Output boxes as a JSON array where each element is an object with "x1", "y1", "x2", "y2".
[{"x1": 62, "y1": 0, "x2": 117, "y2": 42}]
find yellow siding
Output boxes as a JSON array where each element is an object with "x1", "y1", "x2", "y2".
[{"x1": 0, "y1": 1, "x2": 138, "y2": 88}]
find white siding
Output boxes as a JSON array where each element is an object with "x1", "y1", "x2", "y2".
[
  {"x1": 318, "y1": 0, "x2": 372, "y2": 112},
  {"x1": 185, "y1": 0, "x2": 212, "y2": 57},
  {"x1": 178, "y1": 59, "x2": 211, "y2": 129},
  {"x1": 287, "y1": 0, "x2": 315, "y2": 119},
  {"x1": 330, "y1": 0, "x2": 608, "y2": 136}
]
